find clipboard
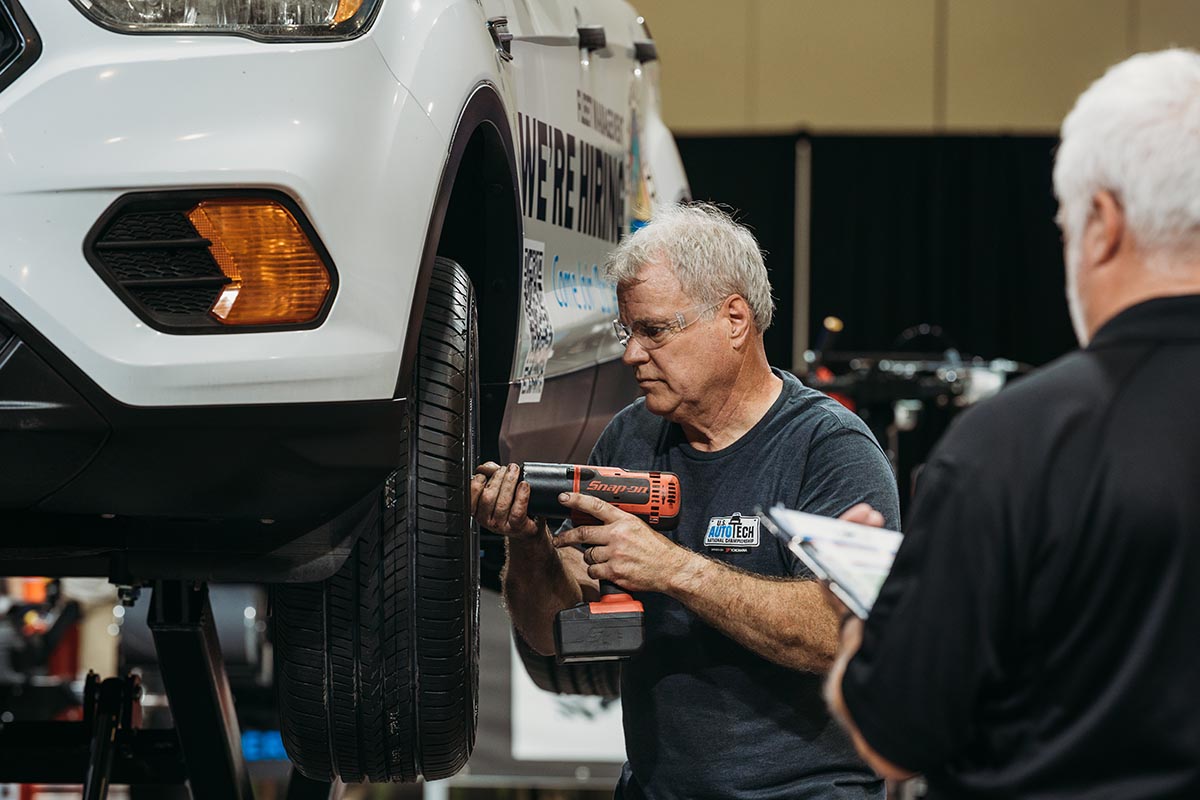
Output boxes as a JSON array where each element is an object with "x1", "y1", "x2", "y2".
[{"x1": 761, "y1": 505, "x2": 902, "y2": 619}]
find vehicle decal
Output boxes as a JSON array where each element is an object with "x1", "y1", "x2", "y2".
[
  {"x1": 519, "y1": 238, "x2": 555, "y2": 404},
  {"x1": 628, "y1": 103, "x2": 657, "y2": 234},
  {"x1": 577, "y1": 89, "x2": 625, "y2": 145},
  {"x1": 517, "y1": 112, "x2": 626, "y2": 244},
  {"x1": 550, "y1": 260, "x2": 616, "y2": 316}
]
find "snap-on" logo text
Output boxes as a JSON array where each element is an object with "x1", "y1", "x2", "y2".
[{"x1": 586, "y1": 480, "x2": 648, "y2": 494}]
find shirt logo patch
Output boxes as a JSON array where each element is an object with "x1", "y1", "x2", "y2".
[{"x1": 704, "y1": 513, "x2": 760, "y2": 552}]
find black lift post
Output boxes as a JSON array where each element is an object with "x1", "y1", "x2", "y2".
[{"x1": 147, "y1": 579, "x2": 254, "y2": 800}]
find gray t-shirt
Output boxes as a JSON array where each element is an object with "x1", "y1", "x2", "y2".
[{"x1": 588, "y1": 369, "x2": 899, "y2": 800}]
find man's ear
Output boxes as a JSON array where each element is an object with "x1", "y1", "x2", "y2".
[
  {"x1": 1083, "y1": 190, "x2": 1125, "y2": 270},
  {"x1": 725, "y1": 295, "x2": 754, "y2": 346}
]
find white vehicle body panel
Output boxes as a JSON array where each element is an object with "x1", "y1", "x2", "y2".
[
  {"x1": 1, "y1": 1, "x2": 446, "y2": 405},
  {"x1": 510, "y1": 12, "x2": 630, "y2": 383},
  {"x1": 0, "y1": 0, "x2": 686, "y2": 407},
  {"x1": 502, "y1": 0, "x2": 689, "y2": 387}
]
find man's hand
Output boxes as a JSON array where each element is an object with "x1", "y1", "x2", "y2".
[
  {"x1": 471, "y1": 461, "x2": 541, "y2": 539},
  {"x1": 840, "y1": 502, "x2": 886, "y2": 527},
  {"x1": 552, "y1": 491, "x2": 691, "y2": 593}
]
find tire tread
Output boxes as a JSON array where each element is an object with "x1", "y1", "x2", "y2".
[{"x1": 273, "y1": 256, "x2": 478, "y2": 783}]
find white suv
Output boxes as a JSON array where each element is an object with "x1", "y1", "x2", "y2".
[{"x1": 0, "y1": 0, "x2": 686, "y2": 783}]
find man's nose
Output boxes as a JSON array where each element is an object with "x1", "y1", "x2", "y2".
[{"x1": 622, "y1": 337, "x2": 649, "y2": 365}]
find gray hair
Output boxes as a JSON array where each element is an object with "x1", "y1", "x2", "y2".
[
  {"x1": 1054, "y1": 48, "x2": 1200, "y2": 268},
  {"x1": 605, "y1": 203, "x2": 775, "y2": 331}
]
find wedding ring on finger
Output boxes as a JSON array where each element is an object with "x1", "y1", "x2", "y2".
[{"x1": 584, "y1": 546, "x2": 598, "y2": 566}]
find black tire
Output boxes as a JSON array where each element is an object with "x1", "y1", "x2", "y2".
[
  {"x1": 512, "y1": 629, "x2": 621, "y2": 699},
  {"x1": 272, "y1": 256, "x2": 480, "y2": 783}
]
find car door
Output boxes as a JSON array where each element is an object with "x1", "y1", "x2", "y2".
[
  {"x1": 497, "y1": 0, "x2": 634, "y2": 463},
  {"x1": 574, "y1": 1, "x2": 690, "y2": 454}
]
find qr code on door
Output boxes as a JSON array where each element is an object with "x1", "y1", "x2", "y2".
[{"x1": 519, "y1": 239, "x2": 555, "y2": 404}]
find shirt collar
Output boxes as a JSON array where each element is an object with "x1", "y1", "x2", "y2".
[{"x1": 1088, "y1": 294, "x2": 1200, "y2": 349}]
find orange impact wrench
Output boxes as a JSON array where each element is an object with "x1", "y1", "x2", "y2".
[{"x1": 520, "y1": 463, "x2": 682, "y2": 663}]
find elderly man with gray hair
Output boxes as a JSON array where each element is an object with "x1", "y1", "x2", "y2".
[
  {"x1": 826, "y1": 49, "x2": 1200, "y2": 799},
  {"x1": 472, "y1": 202, "x2": 899, "y2": 798}
]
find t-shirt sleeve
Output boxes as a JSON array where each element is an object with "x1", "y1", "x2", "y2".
[
  {"x1": 784, "y1": 424, "x2": 901, "y2": 576},
  {"x1": 586, "y1": 403, "x2": 633, "y2": 468},
  {"x1": 839, "y1": 455, "x2": 1010, "y2": 773},
  {"x1": 586, "y1": 433, "x2": 610, "y2": 467}
]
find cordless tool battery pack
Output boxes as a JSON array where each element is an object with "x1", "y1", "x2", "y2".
[{"x1": 553, "y1": 594, "x2": 646, "y2": 664}]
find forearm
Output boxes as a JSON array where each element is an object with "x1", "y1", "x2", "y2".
[
  {"x1": 501, "y1": 523, "x2": 585, "y2": 655},
  {"x1": 668, "y1": 553, "x2": 840, "y2": 673}
]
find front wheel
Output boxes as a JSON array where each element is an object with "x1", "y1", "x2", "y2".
[{"x1": 272, "y1": 256, "x2": 480, "y2": 782}]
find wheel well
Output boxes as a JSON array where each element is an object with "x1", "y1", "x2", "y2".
[{"x1": 436, "y1": 120, "x2": 522, "y2": 464}]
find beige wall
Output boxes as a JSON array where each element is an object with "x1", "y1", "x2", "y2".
[{"x1": 634, "y1": 0, "x2": 1200, "y2": 134}]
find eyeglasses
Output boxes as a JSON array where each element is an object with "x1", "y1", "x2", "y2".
[{"x1": 612, "y1": 299, "x2": 727, "y2": 350}]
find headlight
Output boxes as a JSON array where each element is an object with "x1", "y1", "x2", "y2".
[{"x1": 69, "y1": 0, "x2": 380, "y2": 40}]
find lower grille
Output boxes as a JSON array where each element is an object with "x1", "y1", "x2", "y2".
[
  {"x1": 130, "y1": 285, "x2": 224, "y2": 317},
  {"x1": 101, "y1": 246, "x2": 223, "y2": 283},
  {"x1": 89, "y1": 206, "x2": 231, "y2": 328},
  {"x1": 0, "y1": 2, "x2": 39, "y2": 94}
]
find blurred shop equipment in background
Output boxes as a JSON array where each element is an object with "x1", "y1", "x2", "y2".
[
  {"x1": 0, "y1": 581, "x2": 304, "y2": 798},
  {"x1": 0, "y1": 578, "x2": 85, "y2": 724},
  {"x1": 799, "y1": 318, "x2": 1029, "y2": 514}
]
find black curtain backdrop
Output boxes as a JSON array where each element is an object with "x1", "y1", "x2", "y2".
[
  {"x1": 674, "y1": 136, "x2": 797, "y2": 369},
  {"x1": 676, "y1": 134, "x2": 1078, "y2": 369}
]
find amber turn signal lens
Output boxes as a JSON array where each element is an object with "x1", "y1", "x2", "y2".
[
  {"x1": 333, "y1": 0, "x2": 364, "y2": 24},
  {"x1": 187, "y1": 200, "x2": 332, "y2": 326}
]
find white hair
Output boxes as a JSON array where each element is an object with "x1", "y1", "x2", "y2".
[
  {"x1": 604, "y1": 203, "x2": 775, "y2": 331},
  {"x1": 1054, "y1": 48, "x2": 1200, "y2": 268}
]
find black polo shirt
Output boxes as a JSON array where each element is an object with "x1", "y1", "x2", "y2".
[{"x1": 841, "y1": 295, "x2": 1200, "y2": 799}]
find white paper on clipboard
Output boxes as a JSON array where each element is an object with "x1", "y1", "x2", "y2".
[{"x1": 762, "y1": 505, "x2": 903, "y2": 619}]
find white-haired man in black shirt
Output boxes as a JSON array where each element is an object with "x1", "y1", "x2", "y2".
[{"x1": 826, "y1": 48, "x2": 1200, "y2": 799}]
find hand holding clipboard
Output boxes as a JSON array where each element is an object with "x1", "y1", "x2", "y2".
[{"x1": 761, "y1": 505, "x2": 902, "y2": 619}]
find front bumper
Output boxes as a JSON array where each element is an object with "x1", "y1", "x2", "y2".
[
  {"x1": 0, "y1": 295, "x2": 401, "y2": 580},
  {"x1": 0, "y1": 0, "x2": 445, "y2": 407}
]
